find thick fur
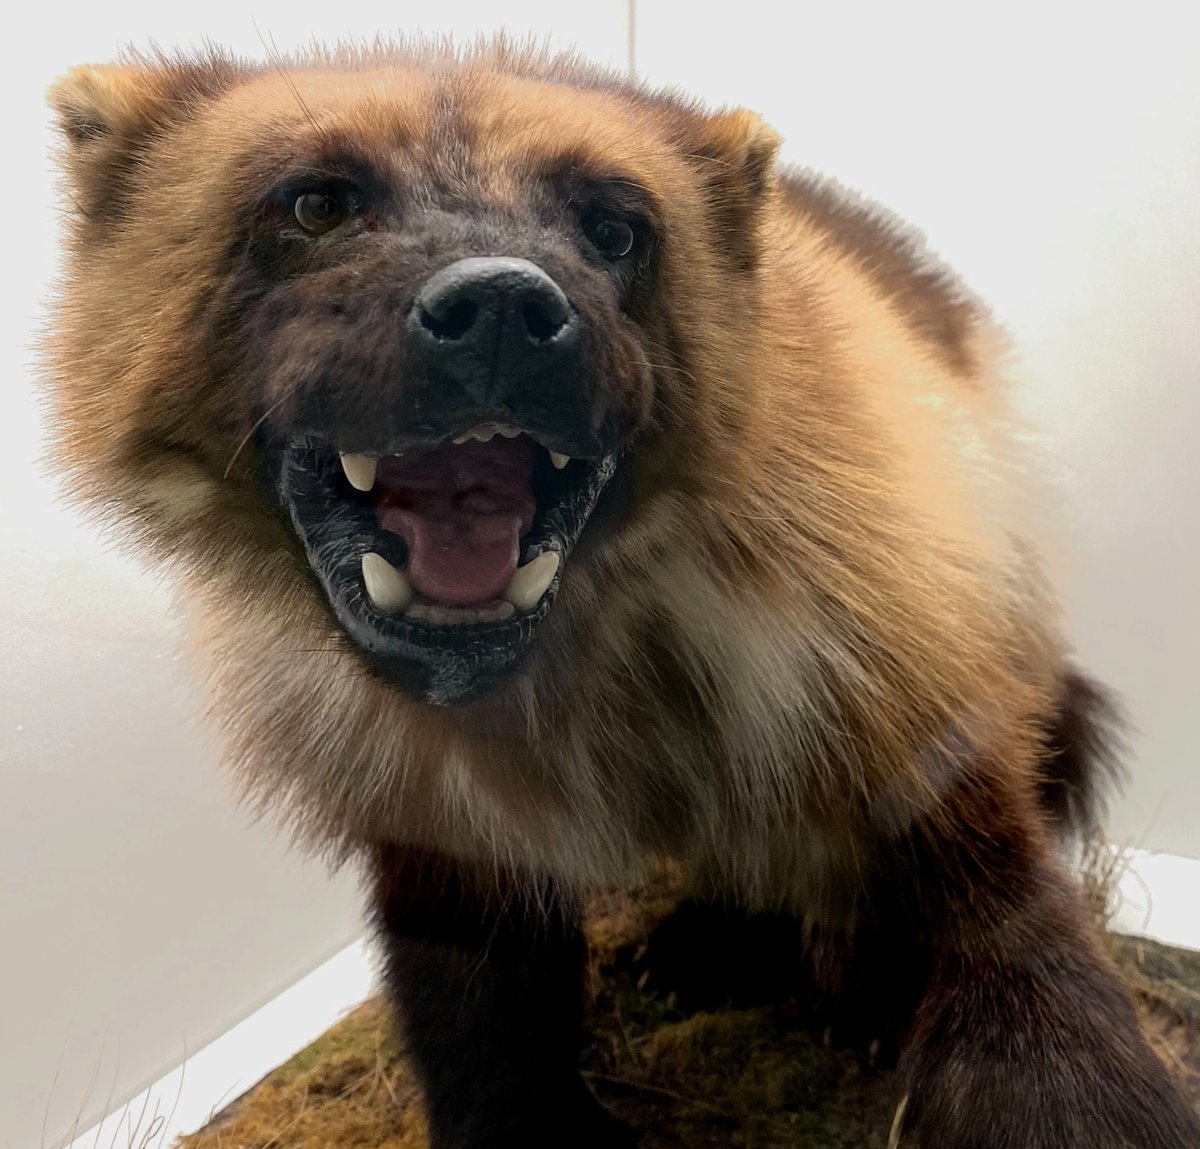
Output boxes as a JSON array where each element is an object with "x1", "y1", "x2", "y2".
[
  {"x1": 371, "y1": 847, "x2": 635, "y2": 1149},
  {"x1": 44, "y1": 40, "x2": 1198, "y2": 1148}
]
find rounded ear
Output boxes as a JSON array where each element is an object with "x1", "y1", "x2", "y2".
[
  {"x1": 49, "y1": 64, "x2": 149, "y2": 145},
  {"x1": 48, "y1": 56, "x2": 239, "y2": 224},
  {"x1": 691, "y1": 108, "x2": 782, "y2": 200},
  {"x1": 674, "y1": 107, "x2": 782, "y2": 272}
]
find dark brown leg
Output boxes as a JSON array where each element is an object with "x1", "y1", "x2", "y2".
[
  {"x1": 369, "y1": 844, "x2": 637, "y2": 1149},
  {"x1": 886, "y1": 764, "x2": 1200, "y2": 1148}
]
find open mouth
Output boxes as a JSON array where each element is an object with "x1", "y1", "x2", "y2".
[{"x1": 276, "y1": 422, "x2": 618, "y2": 704}]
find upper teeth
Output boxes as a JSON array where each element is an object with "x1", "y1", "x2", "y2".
[
  {"x1": 452, "y1": 423, "x2": 523, "y2": 444},
  {"x1": 340, "y1": 453, "x2": 377, "y2": 491},
  {"x1": 448, "y1": 426, "x2": 572, "y2": 469},
  {"x1": 342, "y1": 435, "x2": 570, "y2": 481}
]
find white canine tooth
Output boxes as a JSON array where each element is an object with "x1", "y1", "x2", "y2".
[
  {"x1": 340, "y1": 452, "x2": 377, "y2": 492},
  {"x1": 549, "y1": 451, "x2": 570, "y2": 470},
  {"x1": 361, "y1": 553, "x2": 412, "y2": 612},
  {"x1": 502, "y1": 551, "x2": 560, "y2": 611}
]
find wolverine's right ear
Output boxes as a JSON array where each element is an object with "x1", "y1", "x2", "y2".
[{"x1": 49, "y1": 57, "x2": 238, "y2": 223}]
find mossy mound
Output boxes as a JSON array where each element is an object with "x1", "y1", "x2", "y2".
[{"x1": 179, "y1": 896, "x2": 1200, "y2": 1149}]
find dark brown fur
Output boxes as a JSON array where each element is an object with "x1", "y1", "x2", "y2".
[
  {"x1": 44, "y1": 41, "x2": 1199, "y2": 1148},
  {"x1": 779, "y1": 169, "x2": 980, "y2": 375}
]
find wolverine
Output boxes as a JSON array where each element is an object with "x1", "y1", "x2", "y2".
[{"x1": 45, "y1": 40, "x2": 1199, "y2": 1148}]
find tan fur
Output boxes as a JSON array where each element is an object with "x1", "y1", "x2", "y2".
[{"x1": 45, "y1": 41, "x2": 1066, "y2": 916}]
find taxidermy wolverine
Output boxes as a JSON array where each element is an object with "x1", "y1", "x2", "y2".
[{"x1": 45, "y1": 40, "x2": 1200, "y2": 1149}]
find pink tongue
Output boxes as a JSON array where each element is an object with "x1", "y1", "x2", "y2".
[{"x1": 374, "y1": 438, "x2": 536, "y2": 607}]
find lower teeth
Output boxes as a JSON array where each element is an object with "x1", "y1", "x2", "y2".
[
  {"x1": 404, "y1": 601, "x2": 516, "y2": 626},
  {"x1": 361, "y1": 551, "x2": 559, "y2": 623}
]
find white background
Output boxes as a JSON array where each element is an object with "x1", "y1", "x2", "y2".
[
  {"x1": 2, "y1": 3, "x2": 1197, "y2": 1147},
  {"x1": 636, "y1": 0, "x2": 1200, "y2": 861}
]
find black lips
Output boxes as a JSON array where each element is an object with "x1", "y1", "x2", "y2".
[{"x1": 276, "y1": 438, "x2": 618, "y2": 705}]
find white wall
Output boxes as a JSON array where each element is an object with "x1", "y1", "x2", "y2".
[
  {"x1": 636, "y1": 0, "x2": 1200, "y2": 860},
  {"x1": 0, "y1": 7, "x2": 628, "y2": 1149},
  {"x1": 4, "y1": 3, "x2": 1198, "y2": 1148}
]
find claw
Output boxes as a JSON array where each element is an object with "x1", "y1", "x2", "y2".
[{"x1": 888, "y1": 1094, "x2": 909, "y2": 1149}]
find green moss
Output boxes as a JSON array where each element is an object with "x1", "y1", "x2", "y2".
[{"x1": 177, "y1": 902, "x2": 1200, "y2": 1149}]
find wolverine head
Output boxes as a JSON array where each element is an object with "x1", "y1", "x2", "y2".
[{"x1": 47, "y1": 45, "x2": 779, "y2": 705}]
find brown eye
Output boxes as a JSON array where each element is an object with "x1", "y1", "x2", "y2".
[
  {"x1": 585, "y1": 215, "x2": 636, "y2": 260},
  {"x1": 293, "y1": 191, "x2": 348, "y2": 235}
]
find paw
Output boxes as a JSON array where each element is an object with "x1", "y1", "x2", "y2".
[
  {"x1": 449, "y1": 1085, "x2": 640, "y2": 1149},
  {"x1": 524, "y1": 1100, "x2": 640, "y2": 1149},
  {"x1": 613, "y1": 898, "x2": 807, "y2": 1014},
  {"x1": 579, "y1": 1108, "x2": 642, "y2": 1149},
  {"x1": 809, "y1": 1013, "x2": 900, "y2": 1071},
  {"x1": 896, "y1": 998, "x2": 1200, "y2": 1148}
]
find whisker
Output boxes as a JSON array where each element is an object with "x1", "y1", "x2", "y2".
[
  {"x1": 252, "y1": 20, "x2": 326, "y2": 142},
  {"x1": 222, "y1": 389, "x2": 297, "y2": 480}
]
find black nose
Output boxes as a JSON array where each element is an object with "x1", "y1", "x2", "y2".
[{"x1": 407, "y1": 257, "x2": 579, "y2": 404}]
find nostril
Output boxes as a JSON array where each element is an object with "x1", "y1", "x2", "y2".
[
  {"x1": 523, "y1": 298, "x2": 569, "y2": 343},
  {"x1": 420, "y1": 297, "x2": 478, "y2": 341}
]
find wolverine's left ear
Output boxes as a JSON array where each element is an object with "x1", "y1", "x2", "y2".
[
  {"x1": 674, "y1": 107, "x2": 782, "y2": 271},
  {"x1": 691, "y1": 108, "x2": 781, "y2": 201},
  {"x1": 49, "y1": 57, "x2": 238, "y2": 224}
]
